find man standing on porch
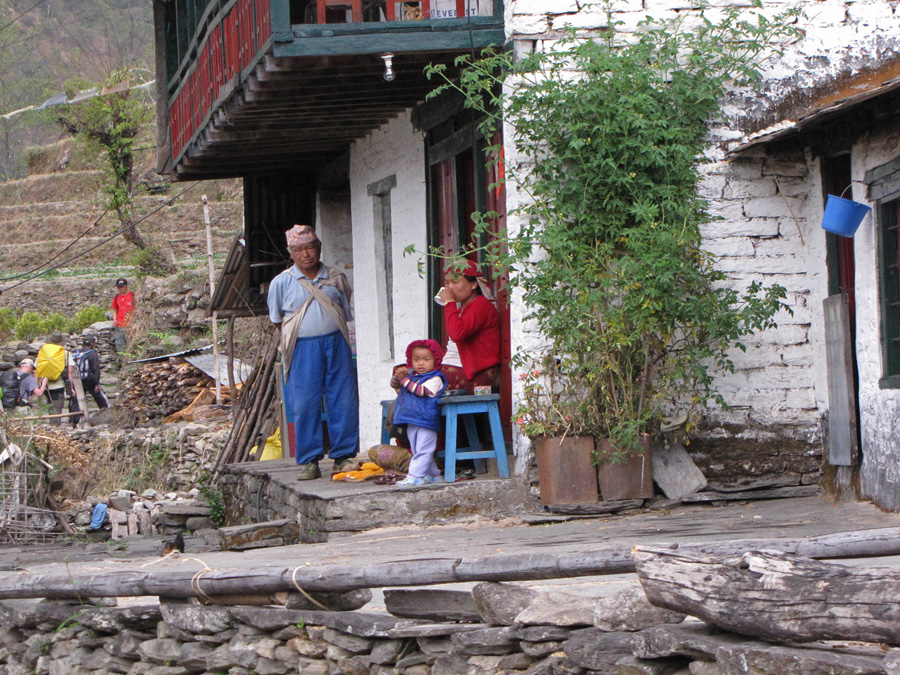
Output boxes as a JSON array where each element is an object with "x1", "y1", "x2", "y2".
[{"x1": 267, "y1": 224, "x2": 359, "y2": 480}]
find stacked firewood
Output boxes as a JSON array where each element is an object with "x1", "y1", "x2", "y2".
[
  {"x1": 214, "y1": 330, "x2": 280, "y2": 470},
  {"x1": 118, "y1": 358, "x2": 221, "y2": 423}
]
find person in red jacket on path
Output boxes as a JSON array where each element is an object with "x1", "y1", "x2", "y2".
[
  {"x1": 111, "y1": 278, "x2": 135, "y2": 352},
  {"x1": 438, "y1": 262, "x2": 501, "y2": 392}
]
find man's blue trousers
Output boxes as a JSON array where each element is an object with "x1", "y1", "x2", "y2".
[{"x1": 286, "y1": 331, "x2": 359, "y2": 465}]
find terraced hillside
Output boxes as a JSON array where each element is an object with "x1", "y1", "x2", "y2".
[{"x1": 0, "y1": 140, "x2": 242, "y2": 317}]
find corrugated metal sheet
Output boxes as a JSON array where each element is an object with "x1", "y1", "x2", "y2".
[{"x1": 184, "y1": 352, "x2": 252, "y2": 385}]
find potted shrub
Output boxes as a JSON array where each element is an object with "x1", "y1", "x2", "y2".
[{"x1": 426, "y1": 4, "x2": 799, "y2": 500}]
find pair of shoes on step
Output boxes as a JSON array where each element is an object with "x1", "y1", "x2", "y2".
[{"x1": 396, "y1": 474, "x2": 444, "y2": 487}]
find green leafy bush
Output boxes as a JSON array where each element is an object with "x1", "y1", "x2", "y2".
[
  {"x1": 69, "y1": 305, "x2": 107, "y2": 333},
  {"x1": 42, "y1": 313, "x2": 69, "y2": 334},
  {"x1": 0, "y1": 308, "x2": 16, "y2": 339},
  {"x1": 131, "y1": 246, "x2": 174, "y2": 277},
  {"x1": 15, "y1": 312, "x2": 45, "y2": 341},
  {"x1": 15, "y1": 312, "x2": 70, "y2": 341}
]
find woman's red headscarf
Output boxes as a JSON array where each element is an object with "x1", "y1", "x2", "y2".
[{"x1": 406, "y1": 339, "x2": 444, "y2": 370}]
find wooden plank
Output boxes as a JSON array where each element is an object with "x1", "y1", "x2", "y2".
[
  {"x1": 823, "y1": 293, "x2": 859, "y2": 465},
  {"x1": 634, "y1": 545, "x2": 900, "y2": 645},
  {"x1": 70, "y1": 371, "x2": 91, "y2": 426},
  {"x1": 272, "y1": 28, "x2": 505, "y2": 58},
  {"x1": 680, "y1": 485, "x2": 820, "y2": 503}
]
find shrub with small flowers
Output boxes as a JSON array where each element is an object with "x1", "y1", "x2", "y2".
[
  {"x1": 427, "y1": 3, "x2": 799, "y2": 457},
  {"x1": 513, "y1": 355, "x2": 596, "y2": 439}
]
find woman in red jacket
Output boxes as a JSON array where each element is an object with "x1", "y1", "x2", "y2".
[{"x1": 438, "y1": 262, "x2": 500, "y2": 392}]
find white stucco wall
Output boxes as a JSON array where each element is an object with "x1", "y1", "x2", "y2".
[
  {"x1": 348, "y1": 111, "x2": 429, "y2": 450},
  {"x1": 852, "y1": 131, "x2": 900, "y2": 509}
]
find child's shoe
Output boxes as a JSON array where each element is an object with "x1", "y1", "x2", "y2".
[
  {"x1": 423, "y1": 475, "x2": 444, "y2": 484},
  {"x1": 396, "y1": 475, "x2": 425, "y2": 487}
]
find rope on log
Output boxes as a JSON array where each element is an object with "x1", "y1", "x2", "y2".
[{"x1": 5, "y1": 527, "x2": 900, "y2": 600}]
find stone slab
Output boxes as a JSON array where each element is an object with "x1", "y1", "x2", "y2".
[
  {"x1": 388, "y1": 623, "x2": 490, "y2": 638},
  {"x1": 715, "y1": 643, "x2": 885, "y2": 675},
  {"x1": 652, "y1": 442, "x2": 707, "y2": 500},
  {"x1": 383, "y1": 589, "x2": 481, "y2": 621}
]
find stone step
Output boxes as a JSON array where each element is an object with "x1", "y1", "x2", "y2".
[{"x1": 218, "y1": 458, "x2": 528, "y2": 542}]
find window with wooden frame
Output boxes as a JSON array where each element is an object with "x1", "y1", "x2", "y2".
[{"x1": 879, "y1": 196, "x2": 900, "y2": 387}]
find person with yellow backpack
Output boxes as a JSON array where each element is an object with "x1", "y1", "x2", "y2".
[{"x1": 36, "y1": 333, "x2": 71, "y2": 426}]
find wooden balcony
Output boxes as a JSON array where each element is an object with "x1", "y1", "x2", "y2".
[{"x1": 155, "y1": 0, "x2": 504, "y2": 180}]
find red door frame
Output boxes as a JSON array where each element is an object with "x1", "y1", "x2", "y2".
[{"x1": 431, "y1": 135, "x2": 512, "y2": 438}]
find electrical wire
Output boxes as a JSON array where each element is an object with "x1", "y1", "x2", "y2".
[
  {"x1": 0, "y1": 206, "x2": 111, "y2": 282},
  {"x1": 0, "y1": 0, "x2": 49, "y2": 34},
  {"x1": 0, "y1": 182, "x2": 198, "y2": 293}
]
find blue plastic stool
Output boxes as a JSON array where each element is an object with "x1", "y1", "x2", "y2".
[{"x1": 437, "y1": 394, "x2": 509, "y2": 482}]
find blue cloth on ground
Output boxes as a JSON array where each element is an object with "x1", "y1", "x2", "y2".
[{"x1": 88, "y1": 503, "x2": 107, "y2": 530}]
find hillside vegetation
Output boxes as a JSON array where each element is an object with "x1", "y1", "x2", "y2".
[{"x1": 0, "y1": 0, "x2": 153, "y2": 179}]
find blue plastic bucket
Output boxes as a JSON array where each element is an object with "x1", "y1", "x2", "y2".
[{"x1": 822, "y1": 195, "x2": 870, "y2": 237}]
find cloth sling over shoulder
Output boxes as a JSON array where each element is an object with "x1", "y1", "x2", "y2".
[{"x1": 279, "y1": 267, "x2": 352, "y2": 376}]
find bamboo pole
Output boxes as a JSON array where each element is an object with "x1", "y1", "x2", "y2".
[
  {"x1": 14, "y1": 411, "x2": 83, "y2": 422},
  {"x1": 202, "y1": 195, "x2": 222, "y2": 405},
  {"x1": 227, "y1": 315, "x2": 236, "y2": 405}
]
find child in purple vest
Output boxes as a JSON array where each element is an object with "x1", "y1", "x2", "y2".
[{"x1": 391, "y1": 339, "x2": 447, "y2": 486}]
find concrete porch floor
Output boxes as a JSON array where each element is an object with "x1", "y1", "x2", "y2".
[{"x1": 218, "y1": 457, "x2": 528, "y2": 543}]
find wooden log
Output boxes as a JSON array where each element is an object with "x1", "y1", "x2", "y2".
[
  {"x1": 8, "y1": 529, "x2": 900, "y2": 601},
  {"x1": 633, "y1": 544, "x2": 900, "y2": 645},
  {"x1": 0, "y1": 548, "x2": 632, "y2": 600}
]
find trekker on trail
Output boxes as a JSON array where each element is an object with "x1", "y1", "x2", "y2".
[
  {"x1": 36, "y1": 333, "x2": 71, "y2": 426},
  {"x1": 111, "y1": 278, "x2": 135, "y2": 351},
  {"x1": 390, "y1": 339, "x2": 447, "y2": 487},
  {"x1": 0, "y1": 358, "x2": 45, "y2": 410},
  {"x1": 267, "y1": 224, "x2": 359, "y2": 481},
  {"x1": 69, "y1": 336, "x2": 109, "y2": 426}
]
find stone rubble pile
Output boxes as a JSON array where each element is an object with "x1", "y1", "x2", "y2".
[
  {"x1": 73, "y1": 488, "x2": 215, "y2": 539},
  {"x1": 51, "y1": 423, "x2": 230, "y2": 539},
  {"x1": 78, "y1": 423, "x2": 230, "y2": 491},
  {"x1": 1, "y1": 579, "x2": 895, "y2": 675}
]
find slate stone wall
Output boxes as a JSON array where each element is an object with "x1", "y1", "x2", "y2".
[{"x1": 1, "y1": 580, "x2": 892, "y2": 674}]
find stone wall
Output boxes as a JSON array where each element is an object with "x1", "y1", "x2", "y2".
[{"x1": 1, "y1": 579, "x2": 893, "y2": 674}]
